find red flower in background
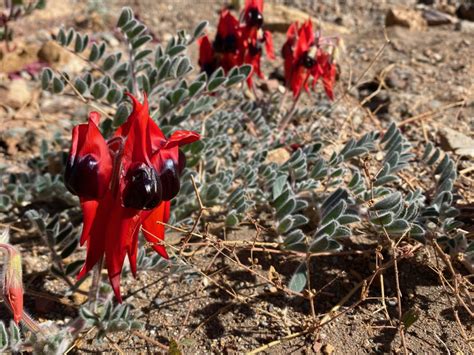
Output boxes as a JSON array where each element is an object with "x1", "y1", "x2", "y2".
[
  {"x1": 65, "y1": 93, "x2": 199, "y2": 301},
  {"x1": 198, "y1": 9, "x2": 241, "y2": 76},
  {"x1": 198, "y1": 0, "x2": 274, "y2": 86},
  {"x1": 281, "y1": 19, "x2": 337, "y2": 99},
  {"x1": 240, "y1": 0, "x2": 275, "y2": 85}
]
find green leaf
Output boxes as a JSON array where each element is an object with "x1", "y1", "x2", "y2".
[
  {"x1": 89, "y1": 43, "x2": 100, "y2": 61},
  {"x1": 103, "y1": 54, "x2": 117, "y2": 71},
  {"x1": 309, "y1": 235, "x2": 329, "y2": 252},
  {"x1": 57, "y1": 28, "x2": 66, "y2": 45},
  {"x1": 167, "y1": 44, "x2": 186, "y2": 57},
  {"x1": 225, "y1": 212, "x2": 239, "y2": 227},
  {"x1": 8, "y1": 321, "x2": 20, "y2": 349},
  {"x1": 207, "y1": 77, "x2": 226, "y2": 91},
  {"x1": 226, "y1": 74, "x2": 246, "y2": 86},
  {"x1": 132, "y1": 35, "x2": 152, "y2": 49},
  {"x1": 370, "y1": 212, "x2": 393, "y2": 226},
  {"x1": 52, "y1": 77, "x2": 64, "y2": 93},
  {"x1": 117, "y1": 7, "x2": 132, "y2": 28},
  {"x1": 41, "y1": 68, "x2": 53, "y2": 90},
  {"x1": 276, "y1": 197, "x2": 296, "y2": 219},
  {"x1": 188, "y1": 80, "x2": 206, "y2": 97},
  {"x1": 135, "y1": 49, "x2": 153, "y2": 61},
  {"x1": 74, "y1": 78, "x2": 87, "y2": 95},
  {"x1": 0, "y1": 322, "x2": 8, "y2": 351},
  {"x1": 106, "y1": 88, "x2": 123, "y2": 104},
  {"x1": 288, "y1": 263, "x2": 307, "y2": 293},
  {"x1": 343, "y1": 147, "x2": 368, "y2": 160},
  {"x1": 402, "y1": 308, "x2": 420, "y2": 330},
  {"x1": 385, "y1": 219, "x2": 410, "y2": 234},
  {"x1": 170, "y1": 88, "x2": 188, "y2": 106},
  {"x1": 91, "y1": 82, "x2": 107, "y2": 99},
  {"x1": 192, "y1": 20, "x2": 208, "y2": 41},
  {"x1": 65, "y1": 259, "x2": 84, "y2": 276},
  {"x1": 74, "y1": 33, "x2": 85, "y2": 52},
  {"x1": 321, "y1": 200, "x2": 346, "y2": 225},
  {"x1": 239, "y1": 64, "x2": 252, "y2": 78},
  {"x1": 277, "y1": 215, "x2": 293, "y2": 234},
  {"x1": 114, "y1": 103, "x2": 130, "y2": 126},
  {"x1": 380, "y1": 122, "x2": 397, "y2": 144},
  {"x1": 272, "y1": 175, "x2": 287, "y2": 200},
  {"x1": 371, "y1": 192, "x2": 401, "y2": 212}
]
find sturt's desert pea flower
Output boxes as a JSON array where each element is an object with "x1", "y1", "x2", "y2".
[
  {"x1": 240, "y1": 0, "x2": 275, "y2": 85},
  {"x1": 1, "y1": 236, "x2": 24, "y2": 324},
  {"x1": 281, "y1": 19, "x2": 337, "y2": 99},
  {"x1": 198, "y1": 9, "x2": 241, "y2": 76},
  {"x1": 198, "y1": 0, "x2": 274, "y2": 86},
  {"x1": 65, "y1": 93, "x2": 199, "y2": 301}
]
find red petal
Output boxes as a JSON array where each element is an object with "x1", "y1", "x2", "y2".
[
  {"x1": 66, "y1": 112, "x2": 113, "y2": 199},
  {"x1": 142, "y1": 201, "x2": 170, "y2": 259},
  {"x1": 6, "y1": 286, "x2": 23, "y2": 324},
  {"x1": 217, "y1": 10, "x2": 240, "y2": 39},
  {"x1": 244, "y1": 0, "x2": 263, "y2": 13},
  {"x1": 294, "y1": 20, "x2": 314, "y2": 60},
  {"x1": 79, "y1": 199, "x2": 99, "y2": 245},
  {"x1": 164, "y1": 130, "x2": 200, "y2": 149},
  {"x1": 198, "y1": 35, "x2": 215, "y2": 67},
  {"x1": 264, "y1": 31, "x2": 275, "y2": 60}
]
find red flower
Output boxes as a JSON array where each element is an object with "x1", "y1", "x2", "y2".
[
  {"x1": 240, "y1": 0, "x2": 274, "y2": 85},
  {"x1": 65, "y1": 93, "x2": 199, "y2": 301},
  {"x1": 281, "y1": 20, "x2": 337, "y2": 99},
  {"x1": 198, "y1": 9, "x2": 241, "y2": 75},
  {"x1": 1, "y1": 244, "x2": 24, "y2": 324}
]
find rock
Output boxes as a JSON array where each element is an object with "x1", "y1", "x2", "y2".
[
  {"x1": 439, "y1": 127, "x2": 474, "y2": 158},
  {"x1": 264, "y1": 4, "x2": 349, "y2": 35},
  {"x1": 456, "y1": 4, "x2": 474, "y2": 22},
  {"x1": 321, "y1": 344, "x2": 335, "y2": 355},
  {"x1": 0, "y1": 43, "x2": 40, "y2": 73},
  {"x1": 456, "y1": 20, "x2": 474, "y2": 34},
  {"x1": 260, "y1": 79, "x2": 281, "y2": 93},
  {"x1": 0, "y1": 78, "x2": 33, "y2": 109},
  {"x1": 385, "y1": 7, "x2": 428, "y2": 30},
  {"x1": 266, "y1": 147, "x2": 290, "y2": 165},
  {"x1": 422, "y1": 8, "x2": 457, "y2": 26},
  {"x1": 37, "y1": 40, "x2": 62, "y2": 64}
]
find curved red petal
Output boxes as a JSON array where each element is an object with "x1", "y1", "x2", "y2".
[
  {"x1": 142, "y1": 201, "x2": 170, "y2": 259},
  {"x1": 198, "y1": 35, "x2": 215, "y2": 67},
  {"x1": 217, "y1": 10, "x2": 240, "y2": 39},
  {"x1": 164, "y1": 130, "x2": 200, "y2": 149},
  {"x1": 264, "y1": 31, "x2": 275, "y2": 60},
  {"x1": 79, "y1": 199, "x2": 99, "y2": 245}
]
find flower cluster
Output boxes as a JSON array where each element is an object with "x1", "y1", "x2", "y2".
[
  {"x1": 282, "y1": 20, "x2": 337, "y2": 99},
  {"x1": 65, "y1": 93, "x2": 199, "y2": 301},
  {"x1": 198, "y1": 0, "x2": 274, "y2": 86}
]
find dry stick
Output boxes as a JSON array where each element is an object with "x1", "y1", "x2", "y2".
[
  {"x1": 431, "y1": 240, "x2": 474, "y2": 317},
  {"x1": 363, "y1": 159, "x2": 408, "y2": 354},
  {"x1": 132, "y1": 330, "x2": 169, "y2": 351},
  {"x1": 180, "y1": 175, "x2": 206, "y2": 252},
  {"x1": 248, "y1": 245, "x2": 422, "y2": 355},
  {"x1": 57, "y1": 71, "x2": 113, "y2": 120},
  {"x1": 332, "y1": 27, "x2": 391, "y2": 111},
  {"x1": 142, "y1": 227, "x2": 298, "y2": 337},
  {"x1": 0, "y1": 222, "x2": 26, "y2": 234},
  {"x1": 431, "y1": 262, "x2": 473, "y2": 350},
  {"x1": 246, "y1": 330, "x2": 309, "y2": 355},
  {"x1": 397, "y1": 100, "x2": 465, "y2": 127}
]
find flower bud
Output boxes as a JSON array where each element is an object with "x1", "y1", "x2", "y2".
[{"x1": 1, "y1": 246, "x2": 24, "y2": 324}]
